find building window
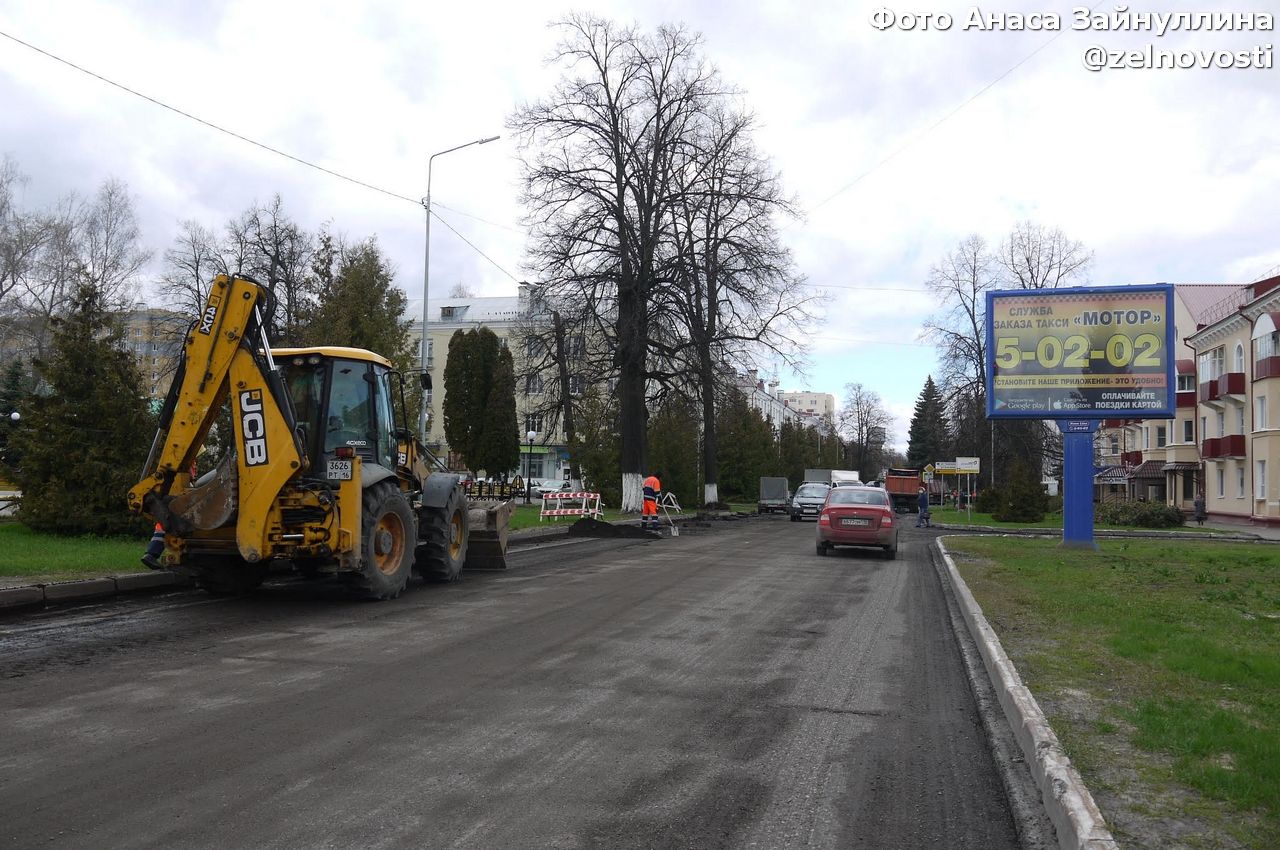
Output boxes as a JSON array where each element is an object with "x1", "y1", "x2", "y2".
[
  {"x1": 1238, "y1": 406, "x2": 1245, "y2": 435},
  {"x1": 1238, "y1": 466, "x2": 1246, "y2": 498},
  {"x1": 525, "y1": 374, "x2": 543, "y2": 394},
  {"x1": 1254, "y1": 331, "x2": 1280, "y2": 364},
  {"x1": 568, "y1": 335, "x2": 585, "y2": 357},
  {"x1": 1217, "y1": 410, "x2": 1226, "y2": 437},
  {"x1": 525, "y1": 336, "x2": 543, "y2": 358},
  {"x1": 1199, "y1": 347, "x2": 1225, "y2": 382},
  {"x1": 1109, "y1": 437, "x2": 1119, "y2": 455},
  {"x1": 568, "y1": 374, "x2": 585, "y2": 396},
  {"x1": 1182, "y1": 472, "x2": 1196, "y2": 500},
  {"x1": 1177, "y1": 373, "x2": 1194, "y2": 392},
  {"x1": 1142, "y1": 427, "x2": 1150, "y2": 449},
  {"x1": 1234, "y1": 342, "x2": 1245, "y2": 373},
  {"x1": 1183, "y1": 419, "x2": 1193, "y2": 443},
  {"x1": 1257, "y1": 395, "x2": 1267, "y2": 430},
  {"x1": 1258, "y1": 460, "x2": 1267, "y2": 500},
  {"x1": 1217, "y1": 467, "x2": 1225, "y2": 498},
  {"x1": 1156, "y1": 426, "x2": 1166, "y2": 448},
  {"x1": 525, "y1": 415, "x2": 543, "y2": 434}
]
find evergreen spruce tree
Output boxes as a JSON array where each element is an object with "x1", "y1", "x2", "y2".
[
  {"x1": 473, "y1": 343, "x2": 520, "y2": 478},
  {"x1": 0, "y1": 359, "x2": 34, "y2": 477},
  {"x1": 301, "y1": 238, "x2": 412, "y2": 364},
  {"x1": 993, "y1": 461, "x2": 1047, "y2": 522},
  {"x1": 906, "y1": 375, "x2": 947, "y2": 469},
  {"x1": 646, "y1": 396, "x2": 701, "y2": 510},
  {"x1": 714, "y1": 390, "x2": 776, "y2": 501},
  {"x1": 15, "y1": 282, "x2": 153, "y2": 535},
  {"x1": 442, "y1": 327, "x2": 518, "y2": 476}
]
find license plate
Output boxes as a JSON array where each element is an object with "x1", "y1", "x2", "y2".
[
  {"x1": 842, "y1": 517, "x2": 871, "y2": 527},
  {"x1": 803, "y1": 508, "x2": 818, "y2": 514},
  {"x1": 327, "y1": 459, "x2": 353, "y2": 481}
]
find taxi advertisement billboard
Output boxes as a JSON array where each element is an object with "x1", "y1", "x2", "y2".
[{"x1": 985, "y1": 284, "x2": 1175, "y2": 419}]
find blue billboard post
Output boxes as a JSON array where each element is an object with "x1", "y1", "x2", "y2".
[
  {"x1": 1060, "y1": 420, "x2": 1099, "y2": 548},
  {"x1": 985, "y1": 284, "x2": 1175, "y2": 550}
]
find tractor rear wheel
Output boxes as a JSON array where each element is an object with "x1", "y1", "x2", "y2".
[
  {"x1": 348, "y1": 481, "x2": 415, "y2": 600},
  {"x1": 415, "y1": 483, "x2": 469, "y2": 582}
]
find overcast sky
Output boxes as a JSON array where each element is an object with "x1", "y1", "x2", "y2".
[{"x1": 3, "y1": 0, "x2": 1277, "y2": 451}]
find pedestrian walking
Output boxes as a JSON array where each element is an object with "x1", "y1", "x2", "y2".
[
  {"x1": 1194, "y1": 492, "x2": 1207, "y2": 526},
  {"x1": 642, "y1": 472, "x2": 662, "y2": 531},
  {"x1": 916, "y1": 486, "x2": 931, "y2": 528}
]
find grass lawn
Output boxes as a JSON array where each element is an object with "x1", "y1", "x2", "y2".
[
  {"x1": 0, "y1": 522, "x2": 150, "y2": 582},
  {"x1": 947, "y1": 536, "x2": 1280, "y2": 849}
]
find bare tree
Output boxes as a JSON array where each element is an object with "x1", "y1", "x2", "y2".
[
  {"x1": 838, "y1": 382, "x2": 892, "y2": 480},
  {"x1": 996, "y1": 221, "x2": 1093, "y2": 290},
  {"x1": 511, "y1": 15, "x2": 719, "y2": 511},
  {"x1": 923, "y1": 234, "x2": 994, "y2": 400},
  {"x1": 655, "y1": 104, "x2": 818, "y2": 506},
  {"x1": 158, "y1": 219, "x2": 227, "y2": 318}
]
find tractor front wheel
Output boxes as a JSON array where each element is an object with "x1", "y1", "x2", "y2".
[{"x1": 349, "y1": 481, "x2": 416, "y2": 600}]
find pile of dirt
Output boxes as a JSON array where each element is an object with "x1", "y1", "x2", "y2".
[{"x1": 566, "y1": 517, "x2": 658, "y2": 539}]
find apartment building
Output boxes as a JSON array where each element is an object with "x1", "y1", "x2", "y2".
[
  {"x1": 1094, "y1": 284, "x2": 1237, "y2": 510},
  {"x1": 776, "y1": 390, "x2": 836, "y2": 423},
  {"x1": 1186, "y1": 274, "x2": 1280, "y2": 524},
  {"x1": 120, "y1": 308, "x2": 184, "y2": 400}
]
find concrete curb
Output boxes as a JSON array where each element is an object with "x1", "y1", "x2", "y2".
[
  {"x1": 0, "y1": 571, "x2": 190, "y2": 611},
  {"x1": 930, "y1": 522, "x2": 1263, "y2": 541},
  {"x1": 936, "y1": 537, "x2": 1119, "y2": 850}
]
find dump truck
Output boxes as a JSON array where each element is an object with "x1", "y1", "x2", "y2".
[
  {"x1": 128, "y1": 274, "x2": 507, "y2": 599},
  {"x1": 758, "y1": 477, "x2": 790, "y2": 514},
  {"x1": 883, "y1": 468, "x2": 923, "y2": 513}
]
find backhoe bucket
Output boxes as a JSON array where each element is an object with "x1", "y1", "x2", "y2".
[{"x1": 464, "y1": 500, "x2": 513, "y2": 570}]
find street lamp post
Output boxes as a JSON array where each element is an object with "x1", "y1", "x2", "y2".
[
  {"x1": 525, "y1": 430, "x2": 537, "y2": 504},
  {"x1": 418, "y1": 134, "x2": 501, "y2": 442}
]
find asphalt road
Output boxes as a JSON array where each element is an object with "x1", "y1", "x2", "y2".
[{"x1": 0, "y1": 517, "x2": 1027, "y2": 849}]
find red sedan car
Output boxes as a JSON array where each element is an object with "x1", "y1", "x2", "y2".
[{"x1": 815, "y1": 485, "x2": 899, "y2": 559}]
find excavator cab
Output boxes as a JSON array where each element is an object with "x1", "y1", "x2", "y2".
[{"x1": 275, "y1": 348, "x2": 402, "y2": 477}]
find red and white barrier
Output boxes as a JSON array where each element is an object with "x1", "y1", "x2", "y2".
[{"x1": 539, "y1": 491, "x2": 603, "y2": 521}]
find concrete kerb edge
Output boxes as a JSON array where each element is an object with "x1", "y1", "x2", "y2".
[
  {"x1": 0, "y1": 570, "x2": 190, "y2": 610},
  {"x1": 935, "y1": 536, "x2": 1120, "y2": 850}
]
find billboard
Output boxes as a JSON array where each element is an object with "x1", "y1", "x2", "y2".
[{"x1": 985, "y1": 284, "x2": 1175, "y2": 419}]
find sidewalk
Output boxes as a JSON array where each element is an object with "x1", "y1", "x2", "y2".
[{"x1": 1190, "y1": 517, "x2": 1280, "y2": 540}]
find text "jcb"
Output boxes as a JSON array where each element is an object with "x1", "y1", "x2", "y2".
[{"x1": 239, "y1": 389, "x2": 270, "y2": 466}]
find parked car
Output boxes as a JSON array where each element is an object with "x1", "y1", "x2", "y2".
[
  {"x1": 536, "y1": 479, "x2": 573, "y2": 497},
  {"x1": 789, "y1": 481, "x2": 831, "y2": 521},
  {"x1": 815, "y1": 484, "x2": 898, "y2": 559}
]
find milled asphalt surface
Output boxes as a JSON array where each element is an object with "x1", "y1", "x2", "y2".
[{"x1": 0, "y1": 516, "x2": 1040, "y2": 850}]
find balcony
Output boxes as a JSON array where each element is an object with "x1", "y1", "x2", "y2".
[
  {"x1": 1102, "y1": 418, "x2": 1141, "y2": 428},
  {"x1": 1176, "y1": 391, "x2": 1197, "y2": 409},
  {"x1": 1217, "y1": 371, "x2": 1246, "y2": 402},
  {"x1": 1202, "y1": 434, "x2": 1246, "y2": 459},
  {"x1": 1120, "y1": 450, "x2": 1144, "y2": 467},
  {"x1": 1256, "y1": 356, "x2": 1280, "y2": 381},
  {"x1": 1198, "y1": 380, "x2": 1220, "y2": 406}
]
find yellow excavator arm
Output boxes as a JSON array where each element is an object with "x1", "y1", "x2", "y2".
[{"x1": 127, "y1": 275, "x2": 306, "y2": 562}]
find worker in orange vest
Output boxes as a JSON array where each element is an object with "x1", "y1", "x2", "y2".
[{"x1": 642, "y1": 471, "x2": 661, "y2": 531}]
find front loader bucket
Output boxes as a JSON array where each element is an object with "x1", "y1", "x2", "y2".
[{"x1": 464, "y1": 500, "x2": 513, "y2": 570}]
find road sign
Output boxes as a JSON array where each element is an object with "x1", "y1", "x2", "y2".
[{"x1": 956, "y1": 456, "x2": 980, "y2": 474}]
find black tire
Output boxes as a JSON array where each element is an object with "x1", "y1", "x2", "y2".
[
  {"x1": 193, "y1": 557, "x2": 267, "y2": 595},
  {"x1": 790, "y1": 514, "x2": 800, "y2": 523},
  {"x1": 816, "y1": 542, "x2": 828, "y2": 556},
  {"x1": 415, "y1": 482, "x2": 469, "y2": 582},
  {"x1": 348, "y1": 481, "x2": 416, "y2": 600},
  {"x1": 884, "y1": 543, "x2": 898, "y2": 560}
]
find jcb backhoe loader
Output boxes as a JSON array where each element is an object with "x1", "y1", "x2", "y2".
[{"x1": 128, "y1": 274, "x2": 486, "y2": 598}]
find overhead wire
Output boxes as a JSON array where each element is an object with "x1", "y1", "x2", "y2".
[{"x1": 0, "y1": 28, "x2": 525, "y2": 281}]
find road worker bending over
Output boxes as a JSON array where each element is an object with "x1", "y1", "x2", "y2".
[{"x1": 642, "y1": 471, "x2": 662, "y2": 531}]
